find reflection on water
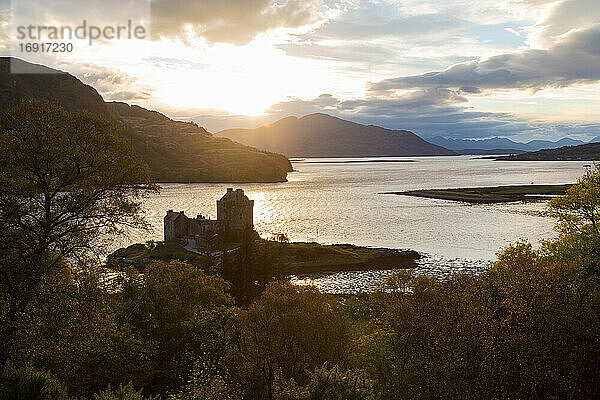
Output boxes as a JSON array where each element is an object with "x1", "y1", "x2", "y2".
[
  {"x1": 117, "y1": 156, "x2": 586, "y2": 293},
  {"x1": 291, "y1": 255, "x2": 492, "y2": 294}
]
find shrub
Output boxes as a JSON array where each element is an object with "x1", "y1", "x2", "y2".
[
  {"x1": 274, "y1": 363, "x2": 376, "y2": 400},
  {"x1": 93, "y1": 383, "x2": 157, "y2": 400},
  {"x1": 0, "y1": 364, "x2": 68, "y2": 400}
]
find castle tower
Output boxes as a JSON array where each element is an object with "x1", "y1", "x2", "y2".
[
  {"x1": 164, "y1": 210, "x2": 189, "y2": 241},
  {"x1": 217, "y1": 188, "x2": 254, "y2": 232}
]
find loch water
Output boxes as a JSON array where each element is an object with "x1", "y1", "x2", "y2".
[{"x1": 121, "y1": 156, "x2": 588, "y2": 293}]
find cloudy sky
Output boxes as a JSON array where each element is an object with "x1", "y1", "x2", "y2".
[{"x1": 2, "y1": 0, "x2": 600, "y2": 141}]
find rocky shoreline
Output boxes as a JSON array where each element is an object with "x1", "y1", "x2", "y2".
[
  {"x1": 290, "y1": 245, "x2": 420, "y2": 275},
  {"x1": 107, "y1": 240, "x2": 421, "y2": 276}
]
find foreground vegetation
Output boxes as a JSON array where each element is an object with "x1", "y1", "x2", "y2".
[{"x1": 1, "y1": 101, "x2": 600, "y2": 399}]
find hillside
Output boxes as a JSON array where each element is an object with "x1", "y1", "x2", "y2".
[
  {"x1": 0, "y1": 58, "x2": 119, "y2": 121},
  {"x1": 495, "y1": 142, "x2": 600, "y2": 161},
  {"x1": 108, "y1": 102, "x2": 292, "y2": 182},
  {"x1": 218, "y1": 113, "x2": 455, "y2": 157},
  {"x1": 0, "y1": 57, "x2": 292, "y2": 183}
]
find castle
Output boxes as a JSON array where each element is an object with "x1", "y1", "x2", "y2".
[{"x1": 164, "y1": 188, "x2": 254, "y2": 248}]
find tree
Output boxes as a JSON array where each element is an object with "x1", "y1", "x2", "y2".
[
  {"x1": 169, "y1": 360, "x2": 242, "y2": 400},
  {"x1": 92, "y1": 382, "x2": 158, "y2": 400},
  {"x1": 486, "y1": 242, "x2": 600, "y2": 399},
  {"x1": 549, "y1": 163, "x2": 600, "y2": 274},
  {"x1": 236, "y1": 283, "x2": 349, "y2": 399},
  {"x1": 271, "y1": 233, "x2": 290, "y2": 243},
  {"x1": 116, "y1": 261, "x2": 235, "y2": 394},
  {"x1": 9, "y1": 265, "x2": 155, "y2": 397},
  {"x1": 273, "y1": 363, "x2": 375, "y2": 400},
  {"x1": 550, "y1": 164, "x2": 600, "y2": 238},
  {"x1": 222, "y1": 229, "x2": 288, "y2": 305},
  {"x1": 0, "y1": 99, "x2": 157, "y2": 366}
]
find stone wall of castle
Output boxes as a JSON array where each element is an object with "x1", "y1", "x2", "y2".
[
  {"x1": 217, "y1": 188, "x2": 254, "y2": 231},
  {"x1": 163, "y1": 188, "x2": 254, "y2": 244}
]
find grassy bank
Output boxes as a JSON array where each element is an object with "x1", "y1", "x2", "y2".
[
  {"x1": 265, "y1": 241, "x2": 420, "y2": 274},
  {"x1": 385, "y1": 184, "x2": 572, "y2": 203},
  {"x1": 108, "y1": 239, "x2": 420, "y2": 274}
]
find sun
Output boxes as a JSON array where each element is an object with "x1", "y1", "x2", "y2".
[{"x1": 97, "y1": 35, "x2": 350, "y2": 116}]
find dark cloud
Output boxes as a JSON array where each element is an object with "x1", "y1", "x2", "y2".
[
  {"x1": 298, "y1": 13, "x2": 464, "y2": 42},
  {"x1": 186, "y1": 84, "x2": 600, "y2": 141},
  {"x1": 261, "y1": 90, "x2": 527, "y2": 139},
  {"x1": 276, "y1": 42, "x2": 397, "y2": 64},
  {"x1": 150, "y1": 0, "x2": 328, "y2": 45},
  {"x1": 532, "y1": 0, "x2": 600, "y2": 48},
  {"x1": 369, "y1": 24, "x2": 600, "y2": 93},
  {"x1": 267, "y1": 89, "x2": 468, "y2": 115}
]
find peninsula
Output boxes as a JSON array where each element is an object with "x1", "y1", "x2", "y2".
[
  {"x1": 385, "y1": 184, "x2": 572, "y2": 204},
  {"x1": 494, "y1": 142, "x2": 600, "y2": 161}
]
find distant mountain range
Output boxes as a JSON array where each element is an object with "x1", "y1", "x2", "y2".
[
  {"x1": 217, "y1": 114, "x2": 455, "y2": 157},
  {"x1": 428, "y1": 136, "x2": 599, "y2": 154},
  {"x1": 0, "y1": 58, "x2": 292, "y2": 183}
]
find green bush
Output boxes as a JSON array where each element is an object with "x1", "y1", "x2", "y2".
[
  {"x1": 274, "y1": 363, "x2": 376, "y2": 400},
  {"x1": 93, "y1": 383, "x2": 157, "y2": 400},
  {"x1": 0, "y1": 364, "x2": 68, "y2": 400},
  {"x1": 169, "y1": 361, "x2": 241, "y2": 400}
]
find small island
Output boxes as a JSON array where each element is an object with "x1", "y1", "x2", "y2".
[
  {"x1": 108, "y1": 239, "x2": 420, "y2": 275},
  {"x1": 384, "y1": 184, "x2": 572, "y2": 203}
]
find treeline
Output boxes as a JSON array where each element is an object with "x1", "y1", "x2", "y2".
[
  {"x1": 3, "y1": 243, "x2": 600, "y2": 399},
  {"x1": 1, "y1": 100, "x2": 600, "y2": 399}
]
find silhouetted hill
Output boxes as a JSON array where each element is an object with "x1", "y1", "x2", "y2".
[
  {"x1": 0, "y1": 58, "x2": 118, "y2": 121},
  {"x1": 108, "y1": 102, "x2": 292, "y2": 182},
  {"x1": 218, "y1": 113, "x2": 455, "y2": 157},
  {"x1": 0, "y1": 58, "x2": 292, "y2": 183},
  {"x1": 496, "y1": 143, "x2": 600, "y2": 161}
]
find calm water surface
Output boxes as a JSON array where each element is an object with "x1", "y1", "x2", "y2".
[{"x1": 121, "y1": 156, "x2": 587, "y2": 292}]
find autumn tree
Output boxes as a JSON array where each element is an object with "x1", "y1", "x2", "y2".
[
  {"x1": 116, "y1": 261, "x2": 235, "y2": 394},
  {"x1": 549, "y1": 163, "x2": 600, "y2": 274},
  {"x1": 222, "y1": 229, "x2": 288, "y2": 305},
  {"x1": 0, "y1": 99, "x2": 157, "y2": 366},
  {"x1": 486, "y1": 242, "x2": 600, "y2": 399},
  {"x1": 550, "y1": 164, "x2": 600, "y2": 237},
  {"x1": 235, "y1": 283, "x2": 349, "y2": 400}
]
